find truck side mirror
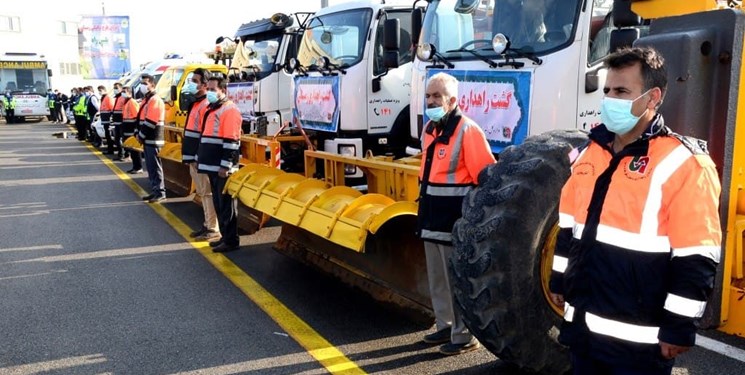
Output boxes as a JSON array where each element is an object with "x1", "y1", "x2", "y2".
[
  {"x1": 384, "y1": 18, "x2": 400, "y2": 51},
  {"x1": 412, "y1": 8, "x2": 423, "y2": 51},
  {"x1": 170, "y1": 85, "x2": 177, "y2": 102},
  {"x1": 384, "y1": 51, "x2": 400, "y2": 69},
  {"x1": 454, "y1": 0, "x2": 479, "y2": 14},
  {"x1": 612, "y1": 0, "x2": 642, "y2": 27}
]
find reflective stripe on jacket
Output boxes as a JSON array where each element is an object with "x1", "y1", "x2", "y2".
[
  {"x1": 197, "y1": 100, "x2": 242, "y2": 174},
  {"x1": 136, "y1": 93, "x2": 165, "y2": 146},
  {"x1": 181, "y1": 95, "x2": 209, "y2": 163},
  {"x1": 99, "y1": 94, "x2": 115, "y2": 124},
  {"x1": 416, "y1": 108, "x2": 496, "y2": 244},
  {"x1": 549, "y1": 115, "x2": 721, "y2": 367},
  {"x1": 121, "y1": 98, "x2": 139, "y2": 137}
]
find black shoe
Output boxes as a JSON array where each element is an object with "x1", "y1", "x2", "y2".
[
  {"x1": 128, "y1": 169, "x2": 144, "y2": 174},
  {"x1": 208, "y1": 239, "x2": 223, "y2": 248},
  {"x1": 190, "y1": 226, "x2": 208, "y2": 238},
  {"x1": 142, "y1": 194, "x2": 155, "y2": 201},
  {"x1": 422, "y1": 327, "x2": 451, "y2": 345},
  {"x1": 439, "y1": 339, "x2": 480, "y2": 356},
  {"x1": 148, "y1": 196, "x2": 166, "y2": 203},
  {"x1": 212, "y1": 243, "x2": 240, "y2": 253}
]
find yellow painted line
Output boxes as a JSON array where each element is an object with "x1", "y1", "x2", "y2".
[{"x1": 74, "y1": 128, "x2": 365, "y2": 374}]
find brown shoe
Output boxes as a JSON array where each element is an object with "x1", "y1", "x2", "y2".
[{"x1": 196, "y1": 230, "x2": 221, "y2": 241}]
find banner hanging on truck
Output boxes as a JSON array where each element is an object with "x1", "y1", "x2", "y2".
[
  {"x1": 78, "y1": 16, "x2": 131, "y2": 79},
  {"x1": 424, "y1": 69, "x2": 532, "y2": 153},
  {"x1": 227, "y1": 82, "x2": 255, "y2": 121},
  {"x1": 293, "y1": 75, "x2": 340, "y2": 132}
]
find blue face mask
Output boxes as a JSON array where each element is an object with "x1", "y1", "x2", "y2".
[
  {"x1": 183, "y1": 82, "x2": 197, "y2": 95},
  {"x1": 600, "y1": 90, "x2": 650, "y2": 135},
  {"x1": 425, "y1": 106, "x2": 447, "y2": 122},
  {"x1": 206, "y1": 91, "x2": 219, "y2": 104}
]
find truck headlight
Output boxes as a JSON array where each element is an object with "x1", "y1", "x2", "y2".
[{"x1": 416, "y1": 43, "x2": 434, "y2": 61}]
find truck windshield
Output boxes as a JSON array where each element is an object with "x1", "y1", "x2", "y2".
[
  {"x1": 420, "y1": 0, "x2": 581, "y2": 59},
  {"x1": 297, "y1": 8, "x2": 373, "y2": 68},
  {"x1": 232, "y1": 34, "x2": 283, "y2": 80},
  {"x1": 0, "y1": 64, "x2": 49, "y2": 94}
]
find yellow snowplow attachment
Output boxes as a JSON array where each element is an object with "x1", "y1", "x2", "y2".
[
  {"x1": 226, "y1": 164, "x2": 418, "y2": 252},
  {"x1": 122, "y1": 136, "x2": 143, "y2": 153}
]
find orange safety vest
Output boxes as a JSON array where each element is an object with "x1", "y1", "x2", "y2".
[
  {"x1": 181, "y1": 95, "x2": 209, "y2": 163},
  {"x1": 197, "y1": 99, "x2": 242, "y2": 174},
  {"x1": 136, "y1": 93, "x2": 165, "y2": 146},
  {"x1": 550, "y1": 116, "x2": 721, "y2": 365},
  {"x1": 99, "y1": 94, "x2": 115, "y2": 124},
  {"x1": 112, "y1": 93, "x2": 125, "y2": 125},
  {"x1": 121, "y1": 98, "x2": 140, "y2": 137},
  {"x1": 416, "y1": 109, "x2": 496, "y2": 244}
]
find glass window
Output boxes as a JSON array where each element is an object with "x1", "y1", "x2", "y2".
[
  {"x1": 297, "y1": 9, "x2": 373, "y2": 68},
  {"x1": 588, "y1": 0, "x2": 614, "y2": 63},
  {"x1": 373, "y1": 10, "x2": 414, "y2": 75},
  {"x1": 57, "y1": 21, "x2": 78, "y2": 36},
  {"x1": 0, "y1": 15, "x2": 21, "y2": 32},
  {"x1": 231, "y1": 34, "x2": 283, "y2": 81},
  {"x1": 421, "y1": 0, "x2": 581, "y2": 60}
]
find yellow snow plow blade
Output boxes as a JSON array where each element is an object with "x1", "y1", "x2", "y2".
[
  {"x1": 122, "y1": 136, "x2": 143, "y2": 154},
  {"x1": 226, "y1": 163, "x2": 418, "y2": 252}
]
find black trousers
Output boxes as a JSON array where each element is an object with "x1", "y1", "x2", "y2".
[
  {"x1": 114, "y1": 126, "x2": 128, "y2": 158},
  {"x1": 74, "y1": 116, "x2": 88, "y2": 140},
  {"x1": 208, "y1": 173, "x2": 239, "y2": 246},
  {"x1": 571, "y1": 352, "x2": 673, "y2": 375}
]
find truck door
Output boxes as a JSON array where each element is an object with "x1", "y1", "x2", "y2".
[{"x1": 366, "y1": 10, "x2": 413, "y2": 144}]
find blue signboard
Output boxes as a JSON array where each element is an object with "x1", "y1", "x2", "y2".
[
  {"x1": 78, "y1": 16, "x2": 131, "y2": 79},
  {"x1": 293, "y1": 75, "x2": 340, "y2": 132},
  {"x1": 424, "y1": 69, "x2": 532, "y2": 153}
]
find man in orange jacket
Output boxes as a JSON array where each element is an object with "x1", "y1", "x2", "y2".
[
  {"x1": 549, "y1": 47, "x2": 721, "y2": 375},
  {"x1": 197, "y1": 75, "x2": 242, "y2": 253},
  {"x1": 417, "y1": 72, "x2": 496, "y2": 355},
  {"x1": 137, "y1": 74, "x2": 166, "y2": 203}
]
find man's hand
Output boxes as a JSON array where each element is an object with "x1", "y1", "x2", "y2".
[
  {"x1": 218, "y1": 167, "x2": 229, "y2": 178},
  {"x1": 550, "y1": 293, "x2": 565, "y2": 309},
  {"x1": 659, "y1": 341, "x2": 690, "y2": 359}
]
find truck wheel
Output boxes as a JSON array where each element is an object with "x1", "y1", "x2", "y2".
[{"x1": 451, "y1": 130, "x2": 587, "y2": 375}]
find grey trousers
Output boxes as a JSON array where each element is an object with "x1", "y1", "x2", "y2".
[
  {"x1": 143, "y1": 145, "x2": 165, "y2": 198},
  {"x1": 424, "y1": 241, "x2": 473, "y2": 344}
]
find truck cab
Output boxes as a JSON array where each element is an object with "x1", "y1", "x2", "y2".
[
  {"x1": 223, "y1": 12, "x2": 313, "y2": 136},
  {"x1": 411, "y1": 0, "x2": 622, "y2": 153},
  {"x1": 287, "y1": 0, "x2": 417, "y2": 177}
]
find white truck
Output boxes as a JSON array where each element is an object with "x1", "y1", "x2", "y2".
[
  {"x1": 286, "y1": 0, "x2": 418, "y2": 177},
  {"x1": 223, "y1": 12, "x2": 313, "y2": 136},
  {"x1": 410, "y1": 0, "x2": 618, "y2": 153}
]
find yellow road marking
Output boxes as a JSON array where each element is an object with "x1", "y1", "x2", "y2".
[{"x1": 75, "y1": 129, "x2": 365, "y2": 374}]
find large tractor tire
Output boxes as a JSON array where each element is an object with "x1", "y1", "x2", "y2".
[{"x1": 451, "y1": 130, "x2": 587, "y2": 374}]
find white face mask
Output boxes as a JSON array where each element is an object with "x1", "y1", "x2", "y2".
[{"x1": 139, "y1": 85, "x2": 149, "y2": 95}]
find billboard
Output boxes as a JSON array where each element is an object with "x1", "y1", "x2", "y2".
[{"x1": 78, "y1": 16, "x2": 131, "y2": 79}]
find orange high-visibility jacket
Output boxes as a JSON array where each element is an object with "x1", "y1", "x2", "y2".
[
  {"x1": 197, "y1": 99, "x2": 242, "y2": 174},
  {"x1": 417, "y1": 108, "x2": 496, "y2": 244},
  {"x1": 111, "y1": 93, "x2": 125, "y2": 125},
  {"x1": 549, "y1": 115, "x2": 721, "y2": 367},
  {"x1": 136, "y1": 93, "x2": 165, "y2": 147},
  {"x1": 121, "y1": 98, "x2": 140, "y2": 137},
  {"x1": 181, "y1": 95, "x2": 209, "y2": 164},
  {"x1": 99, "y1": 94, "x2": 115, "y2": 125}
]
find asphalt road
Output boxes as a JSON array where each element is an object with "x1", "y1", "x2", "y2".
[{"x1": 1, "y1": 120, "x2": 744, "y2": 375}]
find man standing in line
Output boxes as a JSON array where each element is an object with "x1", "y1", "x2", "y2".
[
  {"x1": 98, "y1": 85, "x2": 116, "y2": 154},
  {"x1": 181, "y1": 68, "x2": 220, "y2": 241},
  {"x1": 111, "y1": 83, "x2": 128, "y2": 161},
  {"x1": 120, "y1": 86, "x2": 143, "y2": 174},
  {"x1": 47, "y1": 89, "x2": 57, "y2": 122},
  {"x1": 137, "y1": 74, "x2": 166, "y2": 202},
  {"x1": 84, "y1": 86, "x2": 100, "y2": 145},
  {"x1": 417, "y1": 72, "x2": 496, "y2": 355},
  {"x1": 54, "y1": 89, "x2": 67, "y2": 124},
  {"x1": 72, "y1": 88, "x2": 88, "y2": 140},
  {"x1": 197, "y1": 75, "x2": 242, "y2": 253},
  {"x1": 549, "y1": 47, "x2": 721, "y2": 375}
]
